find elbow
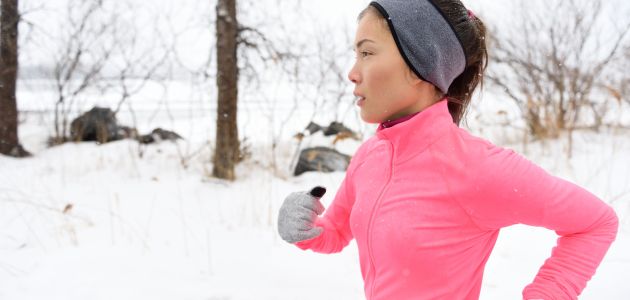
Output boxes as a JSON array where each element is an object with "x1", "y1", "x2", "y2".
[
  {"x1": 598, "y1": 205, "x2": 619, "y2": 243},
  {"x1": 571, "y1": 204, "x2": 620, "y2": 244},
  {"x1": 607, "y1": 206, "x2": 619, "y2": 240}
]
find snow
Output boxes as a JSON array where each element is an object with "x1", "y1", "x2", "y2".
[
  {"x1": 3, "y1": 0, "x2": 630, "y2": 299},
  {"x1": 0, "y1": 135, "x2": 364, "y2": 300},
  {"x1": 2, "y1": 101, "x2": 629, "y2": 299}
]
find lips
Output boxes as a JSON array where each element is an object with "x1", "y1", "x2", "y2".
[{"x1": 354, "y1": 92, "x2": 366, "y2": 107}]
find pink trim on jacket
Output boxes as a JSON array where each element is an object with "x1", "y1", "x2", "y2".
[{"x1": 296, "y1": 100, "x2": 618, "y2": 300}]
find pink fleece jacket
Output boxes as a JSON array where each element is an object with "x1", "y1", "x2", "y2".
[{"x1": 296, "y1": 100, "x2": 618, "y2": 300}]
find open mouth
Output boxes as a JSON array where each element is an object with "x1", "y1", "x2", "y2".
[{"x1": 356, "y1": 96, "x2": 366, "y2": 106}]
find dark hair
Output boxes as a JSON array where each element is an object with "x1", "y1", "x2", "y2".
[
  {"x1": 359, "y1": 1, "x2": 488, "y2": 125},
  {"x1": 431, "y1": 0, "x2": 488, "y2": 125}
]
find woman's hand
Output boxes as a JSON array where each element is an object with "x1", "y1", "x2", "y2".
[{"x1": 277, "y1": 186, "x2": 327, "y2": 243}]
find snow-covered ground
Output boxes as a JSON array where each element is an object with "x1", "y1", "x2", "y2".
[
  {"x1": 3, "y1": 0, "x2": 630, "y2": 299},
  {"x1": 1, "y1": 96, "x2": 629, "y2": 299}
]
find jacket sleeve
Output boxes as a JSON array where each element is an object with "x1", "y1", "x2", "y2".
[
  {"x1": 294, "y1": 173, "x2": 355, "y2": 253},
  {"x1": 461, "y1": 146, "x2": 618, "y2": 300},
  {"x1": 293, "y1": 146, "x2": 364, "y2": 253}
]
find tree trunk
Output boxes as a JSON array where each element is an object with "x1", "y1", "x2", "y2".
[
  {"x1": 0, "y1": 0, "x2": 28, "y2": 157},
  {"x1": 212, "y1": 0, "x2": 239, "y2": 180}
]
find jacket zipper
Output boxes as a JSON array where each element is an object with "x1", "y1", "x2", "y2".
[{"x1": 366, "y1": 142, "x2": 394, "y2": 299}]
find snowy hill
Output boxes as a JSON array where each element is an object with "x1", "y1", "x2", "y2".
[{"x1": 1, "y1": 110, "x2": 629, "y2": 299}]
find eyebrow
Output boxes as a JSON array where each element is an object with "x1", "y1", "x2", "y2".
[{"x1": 354, "y1": 39, "x2": 375, "y2": 50}]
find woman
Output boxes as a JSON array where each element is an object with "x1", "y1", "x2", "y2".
[{"x1": 277, "y1": 1, "x2": 618, "y2": 299}]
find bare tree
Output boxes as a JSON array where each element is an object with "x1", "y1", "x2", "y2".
[
  {"x1": 208, "y1": 0, "x2": 359, "y2": 179},
  {"x1": 0, "y1": 0, "x2": 30, "y2": 157},
  {"x1": 213, "y1": 0, "x2": 239, "y2": 180},
  {"x1": 107, "y1": 11, "x2": 172, "y2": 141},
  {"x1": 235, "y1": 3, "x2": 303, "y2": 177},
  {"x1": 223, "y1": 1, "x2": 358, "y2": 178},
  {"x1": 612, "y1": 44, "x2": 630, "y2": 107},
  {"x1": 49, "y1": 0, "x2": 116, "y2": 145},
  {"x1": 487, "y1": 0, "x2": 630, "y2": 141}
]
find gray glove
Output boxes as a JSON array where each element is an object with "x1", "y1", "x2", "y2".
[{"x1": 278, "y1": 186, "x2": 327, "y2": 243}]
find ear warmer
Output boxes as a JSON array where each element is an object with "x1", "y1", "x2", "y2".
[{"x1": 369, "y1": 0, "x2": 466, "y2": 94}]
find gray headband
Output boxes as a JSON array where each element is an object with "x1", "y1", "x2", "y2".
[{"x1": 370, "y1": 0, "x2": 466, "y2": 94}]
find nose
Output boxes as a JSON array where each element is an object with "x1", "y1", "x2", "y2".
[{"x1": 347, "y1": 62, "x2": 360, "y2": 84}]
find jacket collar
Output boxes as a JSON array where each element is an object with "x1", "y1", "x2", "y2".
[
  {"x1": 379, "y1": 110, "x2": 421, "y2": 130},
  {"x1": 376, "y1": 99, "x2": 454, "y2": 163}
]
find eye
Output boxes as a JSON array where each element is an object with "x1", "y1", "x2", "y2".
[{"x1": 357, "y1": 51, "x2": 372, "y2": 59}]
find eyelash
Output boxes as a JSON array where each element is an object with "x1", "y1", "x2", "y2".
[{"x1": 357, "y1": 51, "x2": 372, "y2": 59}]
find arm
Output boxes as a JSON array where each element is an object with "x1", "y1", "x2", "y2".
[
  {"x1": 293, "y1": 141, "x2": 372, "y2": 253},
  {"x1": 462, "y1": 147, "x2": 618, "y2": 300},
  {"x1": 294, "y1": 172, "x2": 356, "y2": 253}
]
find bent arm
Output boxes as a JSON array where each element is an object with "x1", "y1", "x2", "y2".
[
  {"x1": 295, "y1": 175, "x2": 355, "y2": 253},
  {"x1": 463, "y1": 147, "x2": 618, "y2": 299}
]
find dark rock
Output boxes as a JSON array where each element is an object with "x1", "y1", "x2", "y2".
[
  {"x1": 70, "y1": 107, "x2": 120, "y2": 143},
  {"x1": 66, "y1": 107, "x2": 182, "y2": 146},
  {"x1": 305, "y1": 122, "x2": 323, "y2": 135},
  {"x1": 138, "y1": 128, "x2": 183, "y2": 144},
  {"x1": 117, "y1": 126, "x2": 138, "y2": 139},
  {"x1": 323, "y1": 121, "x2": 353, "y2": 136},
  {"x1": 294, "y1": 146, "x2": 351, "y2": 176}
]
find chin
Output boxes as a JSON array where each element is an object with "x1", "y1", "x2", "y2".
[{"x1": 360, "y1": 111, "x2": 383, "y2": 124}]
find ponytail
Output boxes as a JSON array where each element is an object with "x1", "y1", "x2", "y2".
[{"x1": 431, "y1": 0, "x2": 488, "y2": 125}]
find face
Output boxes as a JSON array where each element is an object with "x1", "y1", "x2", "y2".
[{"x1": 349, "y1": 11, "x2": 436, "y2": 123}]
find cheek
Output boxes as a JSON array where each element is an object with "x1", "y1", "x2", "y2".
[
  {"x1": 364, "y1": 62, "x2": 407, "y2": 111},
  {"x1": 360, "y1": 71, "x2": 393, "y2": 123},
  {"x1": 366, "y1": 61, "x2": 407, "y2": 101},
  {"x1": 366, "y1": 64, "x2": 395, "y2": 94}
]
